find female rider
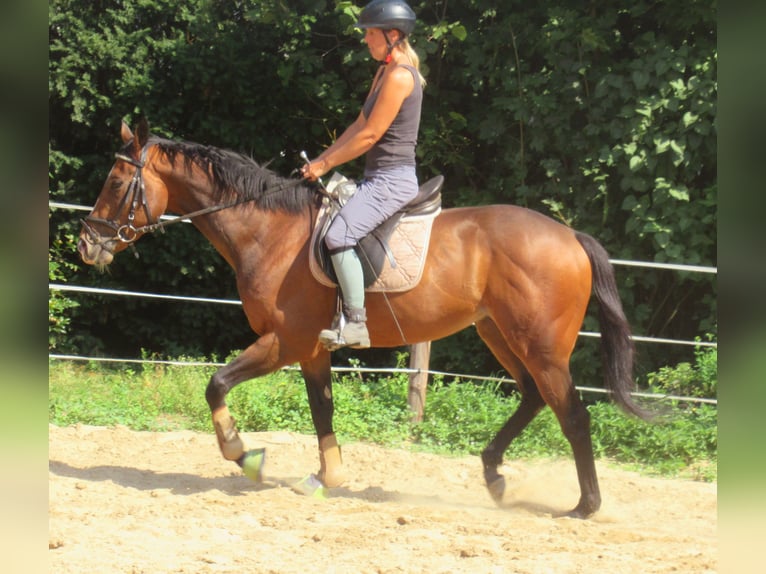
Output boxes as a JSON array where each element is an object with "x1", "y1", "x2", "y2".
[{"x1": 301, "y1": 0, "x2": 425, "y2": 350}]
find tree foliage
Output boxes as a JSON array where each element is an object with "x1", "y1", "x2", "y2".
[{"x1": 49, "y1": 0, "x2": 717, "y2": 382}]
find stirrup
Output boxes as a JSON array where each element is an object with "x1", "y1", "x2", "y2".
[
  {"x1": 318, "y1": 327, "x2": 344, "y2": 351},
  {"x1": 318, "y1": 306, "x2": 345, "y2": 351}
]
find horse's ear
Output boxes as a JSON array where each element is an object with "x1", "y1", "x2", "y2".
[
  {"x1": 120, "y1": 120, "x2": 133, "y2": 144},
  {"x1": 134, "y1": 117, "x2": 150, "y2": 150}
]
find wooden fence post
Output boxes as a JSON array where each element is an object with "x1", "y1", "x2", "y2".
[{"x1": 408, "y1": 341, "x2": 431, "y2": 423}]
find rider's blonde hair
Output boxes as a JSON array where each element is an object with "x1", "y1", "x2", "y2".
[{"x1": 399, "y1": 38, "x2": 426, "y2": 87}]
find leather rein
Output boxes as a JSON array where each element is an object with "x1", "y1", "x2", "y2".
[{"x1": 81, "y1": 143, "x2": 307, "y2": 249}]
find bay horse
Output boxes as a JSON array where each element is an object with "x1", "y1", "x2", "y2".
[{"x1": 78, "y1": 118, "x2": 649, "y2": 518}]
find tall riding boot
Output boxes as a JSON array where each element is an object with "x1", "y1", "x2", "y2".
[{"x1": 318, "y1": 248, "x2": 370, "y2": 349}]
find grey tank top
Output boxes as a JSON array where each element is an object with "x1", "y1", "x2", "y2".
[{"x1": 362, "y1": 64, "x2": 422, "y2": 172}]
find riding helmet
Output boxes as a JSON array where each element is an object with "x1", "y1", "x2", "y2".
[{"x1": 356, "y1": 0, "x2": 416, "y2": 35}]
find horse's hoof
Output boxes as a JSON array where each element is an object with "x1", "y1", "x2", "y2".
[
  {"x1": 292, "y1": 473, "x2": 328, "y2": 499},
  {"x1": 487, "y1": 476, "x2": 505, "y2": 504},
  {"x1": 240, "y1": 448, "x2": 266, "y2": 482},
  {"x1": 556, "y1": 503, "x2": 597, "y2": 519}
]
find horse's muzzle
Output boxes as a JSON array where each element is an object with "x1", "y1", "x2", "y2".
[{"x1": 77, "y1": 233, "x2": 115, "y2": 267}]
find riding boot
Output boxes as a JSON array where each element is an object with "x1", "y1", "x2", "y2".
[
  {"x1": 340, "y1": 304, "x2": 370, "y2": 349},
  {"x1": 319, "y1": 248, "x2": 370, "y2": 349},
  {"x1": 319, "y1": 305, "x2": 370, "y2": 349}
]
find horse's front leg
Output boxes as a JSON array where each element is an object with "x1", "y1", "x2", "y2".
[
  {"x1": 205, "y1": 333, "x2": 283, "y2": 480},
  {"x1": 294, "y1": 353, "x2": 346, "y2": 495}
]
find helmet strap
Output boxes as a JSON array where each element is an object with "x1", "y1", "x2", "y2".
[{"x1": 382, "y1": 29, "x2": 404, "y2": 64}]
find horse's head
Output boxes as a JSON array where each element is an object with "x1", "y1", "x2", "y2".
[{"x1": 78, "y1": 118, "x2": 169, "y2": 269}]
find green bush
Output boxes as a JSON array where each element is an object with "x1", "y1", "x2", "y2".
[
  {"x1": 48, "y1": 358, "x2": 214, "y2": 431},
  {"x1": 49, "y1": 356, "x2": 717, "y2": 481},
  {"x1": 646, "y1": 339, "x2": 717, "y2": 399},
  {"x1": 589, "y1": 401, "x2": 716, "y2": 480},
  {"x1": 411, "y1": 378, "x2": 522, "y2": 454},
  {"x1": 227, "y1": 369, "x2": 315, "y2": 434}
]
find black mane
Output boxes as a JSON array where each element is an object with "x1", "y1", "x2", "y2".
[{"x1": 148, "y1": 137, "x2": 316, "y2": 213}]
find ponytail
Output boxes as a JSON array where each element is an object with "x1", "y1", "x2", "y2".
[{"x1": 401, "y1": 39, "x2": 426, "y2": 87}]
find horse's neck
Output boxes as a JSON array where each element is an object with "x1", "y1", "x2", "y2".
[{"x1": 163, "y1": 173, "x2": 312, "y2": 273}]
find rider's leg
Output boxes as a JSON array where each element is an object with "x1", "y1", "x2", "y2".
[
  {"x1": 319, "y1": 166, "x2": 418, "y2": 350},
  {"x1": 319, "y1": 247, "x2": 370, "y2": 348}
]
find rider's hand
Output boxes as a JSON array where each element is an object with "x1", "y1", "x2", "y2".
[{"x1": 301, "y1": 159, "x2": 328, "y2": 182}]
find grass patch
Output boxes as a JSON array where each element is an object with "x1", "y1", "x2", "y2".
[{"x1": 49, "y1": 359, "x2": 717, "y2": 481}]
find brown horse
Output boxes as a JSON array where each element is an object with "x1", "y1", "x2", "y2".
[{"x1": 78, "y1": 118, "x2": 648, "y2": 518}]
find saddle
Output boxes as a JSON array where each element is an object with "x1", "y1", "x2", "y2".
[{"x1": 309, "y1": 174, "x2": 443, "y2": 292}]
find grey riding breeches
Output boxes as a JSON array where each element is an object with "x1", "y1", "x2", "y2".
[{"x1": 324, "y1": 164, "x2": 419, "y2": 252}]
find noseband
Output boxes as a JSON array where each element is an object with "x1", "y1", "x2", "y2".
[{"x1": 81, "y1": 145, "x2": 157, "y2": 246}]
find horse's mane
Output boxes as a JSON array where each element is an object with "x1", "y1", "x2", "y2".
[{"x1": 146, "y1": 136, "x2": 317, "y2": 214}]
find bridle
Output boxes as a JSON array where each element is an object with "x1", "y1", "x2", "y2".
[
  {"x1": 80, "y1": 145, "x2": 158, "y2": 249},
  {"x1": 81, "y1": 142, "x2": 309, "y2": 252}
]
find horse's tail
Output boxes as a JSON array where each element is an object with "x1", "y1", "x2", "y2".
[{"x1": 575, "y1": 231, "x2": 652, "y2": 420}]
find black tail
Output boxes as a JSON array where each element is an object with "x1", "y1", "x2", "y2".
[{"x1": 575, "y1": 231, "x2": 651, "y2": 420}]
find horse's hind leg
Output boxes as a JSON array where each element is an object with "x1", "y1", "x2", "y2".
[
  {"x1": 552, "y1": 382, "x2": 600, "y2": 517},
  {"x1": 527, "y1": 361, "x2": 601, "y2": 518},
  {"x1": 475, "y1": 319, "x2": 545, "y2": 503},
  {"x1": 478, "y1": 318, "x2": 600, "y2": 518},
  {"x1": 482, "y1": 386, "x2": 544, "y2": 504}
]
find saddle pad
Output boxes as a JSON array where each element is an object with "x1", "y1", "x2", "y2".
[{"x1": 309, "y1": 201, "x2": 440, "y2": 293}]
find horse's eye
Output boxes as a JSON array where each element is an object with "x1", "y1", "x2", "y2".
[{"x1": 110, "y1": 178, "x2": 124, "y2": 192}]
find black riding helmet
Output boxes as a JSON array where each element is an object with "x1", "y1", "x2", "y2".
[{"x1": 356, "y1": 0, "x2": 416, "y2": 35}]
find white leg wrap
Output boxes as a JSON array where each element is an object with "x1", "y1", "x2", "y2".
[{"x1": 318, "y1": 433, "x2": 345, "y2": 488}]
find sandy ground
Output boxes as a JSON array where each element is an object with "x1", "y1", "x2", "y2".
[{"x1": 49, "y1": 424, "x2": 717, "y2": 573}]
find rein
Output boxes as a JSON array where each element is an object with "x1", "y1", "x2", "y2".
[{"x1": 82, "y1": 144, "x2": 309, "y2": 246}]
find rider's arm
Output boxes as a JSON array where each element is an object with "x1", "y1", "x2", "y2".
[{"x1": 304, "y1": 66, "x2": 414, "y2": 181}]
